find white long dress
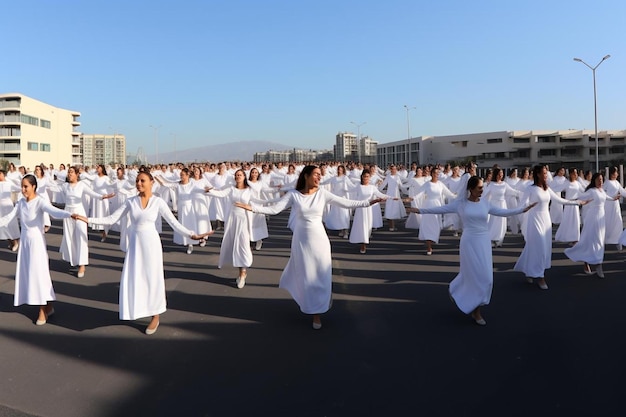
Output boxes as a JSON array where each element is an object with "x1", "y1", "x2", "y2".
[
  {"x1": 349, "y1": 185, "x2": 387, "y2": 244},
  {"x1": 252, "y1": 188, "x2": 370, "y2": 314},
  {"x1": 0, "y1": 197, "x2": 72, "y2": 306},
  {"x1": 53, "y1": 182, "x2": 105, "y2": 267},
  {"x1": 554, "y1": 181, "x2": 585, "y2": 242},
  {"x1": 564, "y1": 188, "x2": 612, "y2": 265},
  {"x1": 0, "y1": 180, "x2": 21, "y2": 240},
  {"x1": 419, "y1": 198, "x2": 526, "y2": 314},
  {"x1": 210, "y1": 187, "x2": 254, "y2": 269},
  {"x1": 88, "y1": 175, "x2": 114, "y2": 233},
  {"x1": 602, "y1": 179, "x2": 626, "y2": 245},
  {"x1": 404, "y1": 176, "x2": 427, "y2": 230},
  {"x1": 416, "y1": 181, "x2": 456, "y2": 243},
  {"x1": 514, "y1": 186, "x2": 579, "y2": 278},
  {"x1": 247, "y1": 181, "x2": 271, "y2": 242},
  {"x1": 160, "y1": 181, "x2": 205, "y2": 246},
  {"x1": 548, "y1": 175, "x2": 567, "y2": 224},
  {"x1": 322, "y1": 176, "x2": 357, "y2": 230},
  {"x1": 483, "y1": 182, "x2": 520, "y2": 245},
  {"x1": 88, "y1": 196, "x2": 193, "y2": 320},
  {"x1": 379, "y1": 174, "x2": 406, "y2": 220}
]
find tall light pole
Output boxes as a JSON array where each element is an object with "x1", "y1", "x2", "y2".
[
  {"x1": 350, "y1": 121, "x2": 366, "y2": 162},
  {"x1": 404, "y1": 105, "x2": 416, "y2": 166},
  {"x1": 149, "y1": 125, "x2": 162, "y2": 165},
  {"x1": 573, "y1": 54, "x2": 610, "y2": 172}
]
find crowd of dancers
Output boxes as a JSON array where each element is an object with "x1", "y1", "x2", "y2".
[{"x1": 0, "y1": 159, "x2": 624, "y2": 331}]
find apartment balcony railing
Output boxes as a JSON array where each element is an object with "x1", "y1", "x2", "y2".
[
  {"x1": 0, "y1": 115, "x2": 21, "y2": 123},
  {"x1": 0, "y1": 101, "x2": 20, "y2": 109},
  {"x1": 0, "y1": 143, "x2": 22, "y2": 151}
]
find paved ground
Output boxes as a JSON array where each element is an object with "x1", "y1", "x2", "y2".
[{"x1": 1, "y1": 211, "x2": 625, "y2": 417}]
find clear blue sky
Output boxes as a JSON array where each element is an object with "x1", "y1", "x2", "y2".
[{"x1": 4, "y1": 0, "x2": 625, "y2": 157}]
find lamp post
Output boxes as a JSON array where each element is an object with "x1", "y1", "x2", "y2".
[
  {"x1": 573, "y1": 54, "x2": 610, "y2": 172},
  {"x1": 403, "y1": 105, "x2": 416, "y2": 166},
  {"x1": 350, "y1": 121, "x2": 366, "y2": 162},
  {"x1": 149, "y1": 125, "x2": 162, "y2": 165}
]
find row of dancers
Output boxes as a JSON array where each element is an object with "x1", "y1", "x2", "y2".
[{"x1": 0, "y1": 161, "x2": 624, "y2": 331}]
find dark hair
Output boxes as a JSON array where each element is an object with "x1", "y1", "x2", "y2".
[
  {"x1": 234, "y1": 169, "x2": 249, "y2": 189},
  {"x1": 586, "y1": 172, "x2": 604, "y2": 191},
  {"x1": 360, "y1": 169, "x2": 371, "y2": 185},
  {"x1": 137, "y1": 170, "x2": 154, "y2": 182},
  {"x1": 609, "y1": 166, "x2": 618, "y2": 177},
  {"x1": 296, "y1": 165, "x2": 318, "y2": 191},
  {"x1": 492, "y1": 167, "x2": 502, "y2": 181},
  {"x1": 66, "y1": 166, "x2": 80, "y2": 183},
  {"x1": 532, "y1": 165, "x2": 547, "y2": 190},
  {"x1": 467, "y1": 175, "x2": 482, "y2": 193},
  {"x1": 248, "y1": 167, "x2": 260, "y2": 181},
  {"x1": 22, "y1": 174, "x2": 38, "y2": 191},
  {"x1": 97, "y1": 164, "x2": 107, "y2": 175}
]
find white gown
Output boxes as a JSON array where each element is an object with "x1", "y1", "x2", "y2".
[
  {"x1": 554, "y1": 181, "x2": 585, "y2": 242},
  {"x1": 602, "y1": 179, "x2": 626, "y2": 244},
  {"x1": 514, "y1": 186, "x2": 578, "y2": 278},
  {"x1": 483, "y1": 182, "x2": 520, "y2": 244},
  {"x1": 247, "y1": 181, "x2": 271, "y2": 242},
  {"x1": 0, "y1": 197, "x2": 71, "y2": 306},
  {"x1": 88, "y1": 196, "x2": 193, "y2": 320},
  {"x1": 322, "y1": 176, "x2": 357, "y2": 230},
  {"x1": 416, "y1": 181, "x2": 456, "y2": 243},
  {"x1": 564, "y1": 188, "x2": 612, "y2": 265},
  {"x1": 349, "y1": 185, "x2": 387, "y2": 244},
  {"x1": 419, "y1": 198, "x2": 526, "y2": 314},
  {"x1": 0, "y1": 180, "x2": 20, "y2": 240},
  {"x1": 210, "y1": 187, "x2": 254, "y2": 269},
  {"x1": 252, "y1": 188, "x2": 370, "y2": 314},
  {"x1": 379, "y1": 174, "x2": 406, "y2": 220}
]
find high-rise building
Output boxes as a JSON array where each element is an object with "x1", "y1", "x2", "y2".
[
  {"x1": 81, "y1": 134, "x2": 127, "y2": 166},
  {"x1": 334, "y1": 132, "x2": 358, "y2": 161},
  {"x1": 0, "y1": 92, "x2": 81, "y2": 168}
]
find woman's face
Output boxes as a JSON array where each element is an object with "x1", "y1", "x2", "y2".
[
  {"x1": 97, "y1": 165, "x2": 105, "y2": 175},
  {"x1": 135, "y1": 173, "x2": 153, "y2": 194},
  {"x1": 235, "y1": 170, "x2": 245, "y2": 185},
  {"x1": 610, "y1": 171, "x2": 618, "y2": 180},
  {"x1": 35, "y1": 166, "x2": 43, "y2": 178},
  {"x1": 67, "y1": 168, "x2": 78, "y2": 183},
  {"x1": 361, "y1": 172, "x2": 371, "y2": 185},
  {"x1": 306, "y1": 168, "x2": 322, "y2": 188},
  {"x1": 117, "y1": 169, "x2": 125, "y2": 180},
  {"x1": 21, "y1": 178, "x2": 36, "y2": 198},
  {"x1": 595, "y1": 175, "x2": 604, "y2": 188},
  {"x1": 193, "y1": 168, "x2": 201, "y2": 179},
  {"x1": 569, "y1": 170, "x2": 578, "y2": 181},
  {"x1": 180, "y1": 170, "x2": 189, "y2": 182},
  {"x1": 497, "y1": 170, "x2": 504, "y2": 181},
  {"x1": 469, "y1": 179, "x2": 484, "y2": 200},
  {"x1": 250, "y1": 169, "x2": 259, "y2": 180},
  {"x1": 337, "y1": 166, "x2": 345, "y2": 176}
]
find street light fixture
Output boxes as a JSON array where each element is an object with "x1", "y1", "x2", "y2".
[
  {"x1": 573, "y1": 54, "x2": 610, "y2": 172},
  {"x1": 404, "y1": 105, "x2": 416, "y2": 166},
  {"x1": 149, "y1": 125, "x2": 162, "y2": 165},
  {"x1": 350, "y1": 121, "x2": 366, "y2": 162}
]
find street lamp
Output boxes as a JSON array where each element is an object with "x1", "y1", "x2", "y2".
[
  {"x1": 350, "y1": 121, "x2": 366, "y2": 162},
  {"x1": 573, "y1": 54, "x2": 610, "y2": 172},
  {"x1": 403, "y1": 105, "x2": 416, "y2": 166},
  {"x1": 149, "y1": 125, "x2": 162, "y2": 165}
]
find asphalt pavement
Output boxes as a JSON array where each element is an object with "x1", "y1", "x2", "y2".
[{"x1": 1, "y1": 211, "x2": 625, "y2": 417}]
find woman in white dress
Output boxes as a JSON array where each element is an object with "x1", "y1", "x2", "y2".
[
  {"x1": 49, "y1": 166, "x2": 115, "y2": 278},
  {"x1": 515, "y1": 168, "x2": 533, "y2": 235},
  {"x1": 409, "y1": 176, "x2": 535, "y2": 325},
  {"x1": 321, "y1": 165, "x2": 357, "y2": 238},
  {"x1": 349, "y1": 170, "x2": 389, "y2": 254},
  {"x1": 237, "y1": 166, "x2": 380, "y2": 330},
  {"x1": 483, "y1": 167, "x2": 521, "y2": 247},
  {"x1": 0, "y1": 175, "x2": 76, "y2": 325},
  {"x1": 378, "y1": 164, "x2": 406, "y2": 231},
  {"x1": 82, "y1": 164, "x2": 114, "y2": 242},
  {"x1": 76, "y1": 171, "x2": 207, "y2": 335},
  {"x1": 110, "y1": 167, "x2": 137, "y2": 252},
  {"x1": 602, "y1": 167, "x2": 626, "y2": 250},
  {"x1": 414, "y1": 169, "x2": 456, "y2": 255},
  {"x1": 206, "y1": 169, "x2": 255, "y2": 288},
  {"x1": 505, "y1": 169, "x2": 521, "y2": 234},
  {"x1": 209, "y1": 163, "x2": 231, "y2": 230},
  {"x1": 564, "y1": 172, "x2": 618, "y2": 277},
  {"x1": 156, "y1": 168, "x2": 208, "y2": 254},
  {"x1": 0, "y1": 169, "x2": 21, "y2": 251},
  {"x1": 548, "y1": 167, "x2": 567, "y2": 225},
  {"x1": 190, "y1": 167, "x2": 212, "y2": 249},
  {"x1": 247, "y1": 167, "x2": 276, "y2": 251},
  {"x1": 33, "y1": 165, "x2": 53, "y2": 232},
  {"x1": 554, "y1": 168, "x2": 586, "y2": 244},
  {"x1": 403, "y1": 167, "x2": 427, "y2": 231},
  {"x1": 514, "y1": 165, "x2": 586, "y2": 290}
]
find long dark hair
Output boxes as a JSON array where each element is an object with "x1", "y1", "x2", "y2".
[
  {"x1": 234, "y1": 169, "x2": 249, "y2": 189},
  {"x1": 296, "y1": 165, "x2": 318, "y2": 191},
  {"x1": 586, "y1": 172, "x2": 603, "y2": 191},
  {"x1": 532, "y1": 165, "x2": 547, "y2": 190}
]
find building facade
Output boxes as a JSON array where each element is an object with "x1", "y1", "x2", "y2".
[
  {"x1": 81, "y1": 134, "x2": 127, "y2": 166},
  {"x1": 0, "y1": 93, "x2": 81, "y2": 169},
  {"x1": 375, "y1": 137, "x2": 421, "y2": 168}
]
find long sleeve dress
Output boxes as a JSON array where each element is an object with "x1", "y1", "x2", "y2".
[
  {"x1": 247, "y1": 181, "x2": 272, "y2": 243},
  {"x1": 483, "y1": 182, "x2": 520, "y2": 245},
  {"x1": 349, "y1": 185, "x2": 387, "y2": 244},
  {"x1": 88, "y1": 175, "x2": 114, "y2": 234},
  {"x1": 379, "y1": 174, "x2": 406, "y2": 220},
  {"x1": 416, "y1": 181, "x2": 456, "y2": 243},
  {"x1": 419, "y1": 198, "x2": 526, "y2": 314},
  {"x1": 252, "y1": 188, "x2": 370, "y2": 314},
  {"x1": 322, "y1": 176, "x2": 357, "y2": 231},
  {"x1": 602, "y1": 179, "x2": 626, "y2": 245},
  {"x1": 87, "y1": 196, "x2": 193, "y2": 320},
  {"x1": 554, "y1": 181, "x2": 586, "y2": 242},
  {"x1": 159, "y1": 180, "x2": 206, "y2": 246},
  {"x1": 0, "y1": 180, "x2": 21, "y2": 240},
  {"x1": 209, "y1": 187, "x2": 254, "y2": 269},
  {"x1": 564, "y1": 188, "x2": 613, "y2": 265},
  {"x1": 514, "y1": 186, "x2": 579, "y2": 278},
  {"x1": 0, "y1": 197, "x2": 72, "y2": 306}
]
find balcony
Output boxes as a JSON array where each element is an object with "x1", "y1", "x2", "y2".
[
  {"x1": 0, "y1": 115, "x2": 21, "y2": 123},
  {"x1": 0, "y1": 100, "x2": 20, "y2": 109}
]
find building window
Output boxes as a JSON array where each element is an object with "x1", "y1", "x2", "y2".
[
  {"x1": 27, "y1": 141, "x2": 39, "y2": 151},
  {"x1": 40, "y1": 119, "x2": 51, "y2": 129},
  {"x1": 40, "y1": 143, "x2": 51, "y2": 152},
  {"x1": 21, "y1": 114, "x2": 39, "y2": 126},
  {"x1": 514, "y1": 137, "x2": 530, "y2": 143},
  {"x1": 537, "y1": 136, "x2": 556, "y2": 143},
  {"x1": 486, "y1": 138, "x2": 502, "y2": 144},
  {"x1": 539, "y1": 149, "x2": 556, "y2": 157}
]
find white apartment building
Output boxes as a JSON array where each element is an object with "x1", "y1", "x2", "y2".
[
  {"x1": 376, "y1": 129, "x2": 626, "y2": 171},
  {"x1": 334, "y1": 132, "x2": 358, "y2": 160},
  {"x1": 81, "y1": 134, "x2": 127, "y2": 166},
  {"x1": 0, "y1": 93, "x2": 81, "y2": 169}
]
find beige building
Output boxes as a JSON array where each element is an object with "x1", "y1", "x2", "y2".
[
  {"x1": 81, "y1": 134, "x2": 127, "y2": 166},
  {"x1": 376, "y1": 129, "x2": 626, "y2": 171},
  {"x1": 0, "y1": 93, "x2": 81, "y2": 169}
]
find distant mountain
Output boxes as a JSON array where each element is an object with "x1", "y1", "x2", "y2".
[{"x1": 140, "y1": 140, "x2": 293, "y2": 164}]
